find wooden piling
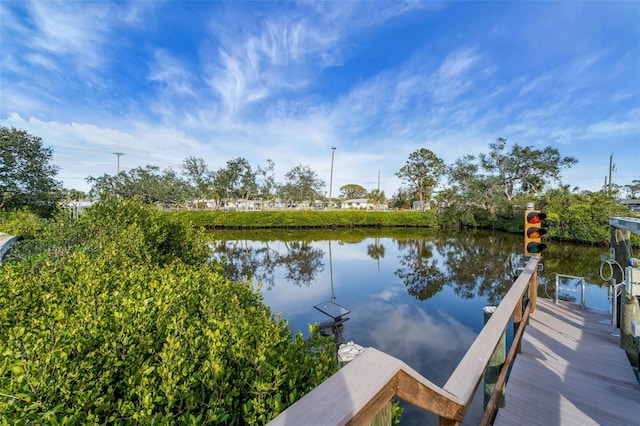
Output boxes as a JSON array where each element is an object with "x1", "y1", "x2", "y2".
[{"x1": 620, "y1": 292, "x2": 640, "y2": 369}]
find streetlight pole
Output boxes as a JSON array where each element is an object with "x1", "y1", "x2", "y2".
[
  {"x1": 112, "y1": 152, "x2": 125, "y2": 174},
  {"x1": 329, "y1": 146, "x2": 336, "y2": 208}
]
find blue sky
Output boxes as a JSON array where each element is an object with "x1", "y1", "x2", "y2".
[{"x1": 1, "y1": 1, "x2": 639, "y2": 196}]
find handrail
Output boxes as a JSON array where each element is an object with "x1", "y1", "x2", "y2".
[
  {"x1": 480, "y1": 298, "x2": 532, "y2": 425},
  {"x1": 554, "y1": 273, "x2": 586, "y2": 308},
  {"x1": 267, "y1": 256, "x2": 540, "y2": 426}
]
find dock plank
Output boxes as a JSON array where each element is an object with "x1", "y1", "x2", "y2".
[{"x1": 494, "y1": 298, "x2": 640, "y2": 426}]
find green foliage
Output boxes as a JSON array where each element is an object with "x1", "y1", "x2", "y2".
[
  {"x1": 9, "y1": 199, "x2": 209, "y2": 267},
  {"x1": 540, "y1": 188, "x2": 634, "y2": 244},
  {"x1": 87, "y1": 166, "x2": 193, "y2": 207},
  {"x1": 367, "y1": 189, "x2": 387, "y2": 207},
  {"x1": 182, "y1": 156, "x2": 215, "y2": 200},
  {"x1": 1, "y1": 199, "x2": 337, "y2": 423},
  {"x1": 389, "y1": 187, "x2": 415, "y2": 210},
  {"x1": 624, "y1": 179, "x2": 640, "y2": 198},
  {"x1": 0, "y1": 209, "x2": 46, "y2": 239},
  {"x1": 167, "y1": 209, "x2": 439, "y2": 229},
  {"x1": 479, "y1": 138, "x2": 577, "y2": 200},
  {"x1": 339, "y1": 184, "x2": 367, "y2": 199},
  {"x1": 278, "y1": 164, "x2": 325, "y2": 205},
  {"x1": 0, "y1": 126, "x2": 63, "y2": 217},
  {"x1": 61, "y1": 188, "x2": 87, "y2": 203},
  {"x1": 213, "y1": 157, "x2": 258, "y2": 202},
  {"x1": 391, "y1": 399, "x2": 403, "y2": 425},
  {"x1": 395, "y1": 148, "x2": 445, "y2": 211}
]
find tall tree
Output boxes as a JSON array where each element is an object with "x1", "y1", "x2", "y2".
[
  {"x1": 278, "y1": 164, "x2": 325, "y2": 207},
  {"x1": 0, "y1": 126, "x2": 62, "y2": 216},
  {"x1": 87, "y1": 166, "x2": 192, "y2": 206},
  {"x1": 182, "y1": 156, "x2": 214, "y2": 200},
  {"x1": 339, "y1": 184, "x2": 367, "y2": 199},
  {"x1": 367, "y1": 189, "x2": 386, "y2": 210},
  {"x1": 256, "y1": 159, "x2": 277, "y2": 204},
  {"x1": 441, "y1": 154, "x2": 504, "y2": 218},
  {"x1": 479, "y1": 138, "x2": 578, "y2": 201},
  {"x1": 395, "y1": 148, "x2": 445, "y2": 211},
  {"x1": 390, "y1": 186, "x2": 415, "y2": 210},
  {"x1": 213, "y1": 157, "x2": 257, "y2": 209}
]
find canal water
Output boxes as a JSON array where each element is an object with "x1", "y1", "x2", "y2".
[{"x1": 208, "y1": 228, "x2": 611, "y2": 425}]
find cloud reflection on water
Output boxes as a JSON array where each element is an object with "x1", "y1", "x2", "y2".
[{"x1": 348, "y1": 297, "x2": 477, "y2": 386}]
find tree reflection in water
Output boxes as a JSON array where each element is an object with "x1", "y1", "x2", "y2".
[
  {"x1": 395, "y1": 238, "x2": 446, "y2": 300},
  {"x1": 209, "y1": 239, "x2": 325, "y2": 289},
  {"x1": 208, "y1": 229, "x2": 606, "y2": 305},
  {"x1": 366, "y1": 237, "x2": 385, "y2": 271},
  {"x1": 209, "y1": 230, "x2": 521, "y2": 301},
  {"x1": 391, "y1": 231, "x2": 521, "y2": 304}
]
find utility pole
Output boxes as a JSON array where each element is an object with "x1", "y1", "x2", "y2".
[
  {"x1": 329, "y1": 146, "x2": 336, "y2": 208},
  {"x1": 608, "y1": 153, "x2": 613, "y2": 196},
  {"x1": 377, "y1": 169, "x2": 381, "y2": 210},
  {"x1": 113, "y1": 152, "x2": 125, "y2": 174}
]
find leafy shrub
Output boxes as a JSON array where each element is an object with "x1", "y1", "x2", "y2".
[
  {"x1": 0, "y1": 199, "x2": 336, "y2": 424},
  {"x1": 541, "y1": 189, "x2": 634, "y2": 245},
  {"x1": 0, "y1": 208, "x2": 46, "y2": 239},
  {"x1": 8, "y1": 199, "x2": 209, "y2": 267}
]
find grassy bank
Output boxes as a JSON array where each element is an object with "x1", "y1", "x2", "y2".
[
  {"x1": 166, "y1": 209, "x2": 439, "y2": 229},
  {"x1": 165, "y1": 208, "x2": 640, "y2": 247}
]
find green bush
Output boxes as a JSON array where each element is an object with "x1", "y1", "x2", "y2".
[
  {"x1": 540, "y1": 189, "x2": 635, "y2": 245},
  {"x1": 7, "y1": 199, "x2": 209, "y2": 267},
  {"x1": 0, "y1": 199, "x2": 336, "y2": 424},
  {"x1": 0, "y1": 208, "x2": 46, "y2": 240}
]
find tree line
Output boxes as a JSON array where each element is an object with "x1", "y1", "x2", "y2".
[{"x1": 2, "y1": 125, "x2": 639, "y2": 239}]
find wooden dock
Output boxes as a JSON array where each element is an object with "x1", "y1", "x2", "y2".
[{"x1": 494, "y1": 298, "x2": 640, "y2": 425}]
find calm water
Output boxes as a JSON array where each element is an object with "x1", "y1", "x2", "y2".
[{"x1": 208, "y1": 228, "x2": 611, "y2": 425}]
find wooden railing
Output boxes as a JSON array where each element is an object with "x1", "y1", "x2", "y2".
[{"x1": 267, "y1": 256, "x2": 539, "y2": 426}]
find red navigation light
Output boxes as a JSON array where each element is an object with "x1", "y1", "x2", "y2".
[{"x1": 527, "y1": 213, "x2": 542, "y2": 225}]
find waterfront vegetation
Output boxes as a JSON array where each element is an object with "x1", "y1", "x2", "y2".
[
  {"x1": 0, "y1": 200, "x2": 337, "y2": 424},
  {"x1": 166, "y1": 189, "x2": 639, "y2": 247}
]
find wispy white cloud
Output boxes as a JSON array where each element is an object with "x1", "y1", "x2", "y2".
[
  {"x1": 583, "y1": 108, "x2": 640, "y2": 139},
  {"x1": 1, "y1": 1, "x2": 638, "y2": 194},
  {"x1": 24, "y1": 1, "x2": 114, "y2": 70},
  {"x1": 148, "y1": 50, "x2": 196, "y2": 97},
  {"x1": 204, "y1": 12, "x2": 344, "y2": 118}
]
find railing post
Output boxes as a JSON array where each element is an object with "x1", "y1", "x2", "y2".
[
  {"x1": 529, "y1": 268, "x2": 537, "y2": 313},
  {"x1": 366, "y1": 400, "x2": 392, "y2": 426},
  {"x1": 513, "y1": 297, "x2": 523, "y2": 354},
  {"x1": 483, "y1": 306, "x2": 505, "y2": 410}
]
